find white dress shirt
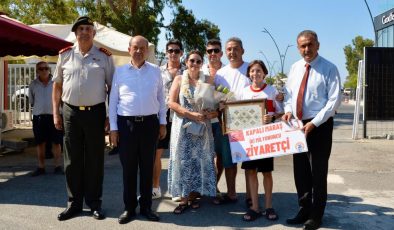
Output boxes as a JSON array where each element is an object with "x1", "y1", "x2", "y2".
[
  {"x1": 109, "y1": 61, "x2": 167, "y2": 131},
  {"x1": 284, "y1": 55, "x2": 341, "y2": 127}
]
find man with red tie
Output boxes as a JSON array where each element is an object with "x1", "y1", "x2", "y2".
[{"x1": 282, "y1": 30, "x2": 341, "y2": 230}]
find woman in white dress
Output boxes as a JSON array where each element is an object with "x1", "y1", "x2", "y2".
[{"x1": 167, "y1": 50, "x2": 218, "y2": 214}]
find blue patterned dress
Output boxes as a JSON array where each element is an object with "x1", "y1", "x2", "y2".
[{"x1": 168, "y1": 85, "x2": 216, "y2": 198}]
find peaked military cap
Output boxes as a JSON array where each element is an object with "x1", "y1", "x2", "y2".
[{"x1": 71, "y1": 16, "x2": 94, "y2": 32}]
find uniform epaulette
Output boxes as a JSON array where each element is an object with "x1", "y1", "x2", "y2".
[
  {"x1": 59, "y1": 46, "x2": 72, "y2": 54},
  {"x1": 99, "y1": 47, "x2": 112, "y2": 56}
]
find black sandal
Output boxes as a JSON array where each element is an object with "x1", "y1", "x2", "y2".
[
  {"x1": 263, "y1": 208, "x2": 279, "y2": 221},
  {"x1": 212, "y1": 194, "x2": 238, "y2": 205},
  {"x1": 173, "y1": 203, "x2": 189, "y2": 214},
  {"x1": 190, "y1": 200, "x2": 200, "y2": 209},
  {"x1": 242, "y1": 209, "x2": 262, "y2": 222}
]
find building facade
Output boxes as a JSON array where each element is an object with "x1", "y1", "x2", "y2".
[{"x1": 374, "y1": 7, "x2": 394, "y2": 47}]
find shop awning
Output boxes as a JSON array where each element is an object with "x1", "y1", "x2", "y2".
[{"x1": 0, "y1": 15, "x2": 72, "y2": 57}]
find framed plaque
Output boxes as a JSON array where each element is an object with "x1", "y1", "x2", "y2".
[{"x1": 222, "y1": 99, "x2": 266, "y2": 134}]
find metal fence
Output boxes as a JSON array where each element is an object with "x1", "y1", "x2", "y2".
[
  {"x1": 5, "y1": 63, "x2": 56, "y2": 128},
  {"x1": 353, "y1": 48, "x2": 394, "y2": 139}
]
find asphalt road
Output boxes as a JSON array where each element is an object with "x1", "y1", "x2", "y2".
[{"x1": 0, "y1": 101, "x2": 393, "y2": 230}]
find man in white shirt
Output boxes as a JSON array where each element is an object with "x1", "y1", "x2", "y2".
[
  {"x1": 213, "y1": 37, "x2": 250, "y2": 204},
  {"x1": 109, "y1": 35, "x2": 166, "y2": 224},
  {"x1": 283, "y1": 30, "x2": 341, "y2": 230}
]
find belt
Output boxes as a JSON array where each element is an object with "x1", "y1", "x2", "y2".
[
  {"x1": 119, "y1": 114, "x2": 157, "y2": 122},
  {"x1": 65, "y1": 102, "x2": 104, "y2": 111}
]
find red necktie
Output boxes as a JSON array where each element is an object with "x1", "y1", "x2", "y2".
[{"x1": 296, "y1": 63, "x2": 311, "y2": 120}]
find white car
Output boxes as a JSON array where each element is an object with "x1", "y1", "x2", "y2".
[
  {"x1": 343, "y1": 88, "x2": 352, "y2": 95},
  {"x1": 11, "y1": 85, "x2": 30, "y2": 112}
]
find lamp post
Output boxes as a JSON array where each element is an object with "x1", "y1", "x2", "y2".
[
  {"x1": 363, "y1": 0, "x2": 377, "y2": 45},
  {"x1": 259, "y1": 50, "x2": 277, "y2": 76},
  {"x1": 262, "y1": 28, "x2": 293, "y2": 74}
]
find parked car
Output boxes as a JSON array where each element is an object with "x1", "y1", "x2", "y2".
[
  {"x1": 343, "y1": 88, "x2": 352, "y2": 95},
  {"x1": 11, "y1": 85, "x2": 30, "y2": 112}
]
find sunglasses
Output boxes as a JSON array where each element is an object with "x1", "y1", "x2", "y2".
[
  {"x1": 38, "y1": 67, "x2": 49, "y2": 71},
  {"x1": 167, "y1": 49, "x2": 181, "y2": 54},
  {"x1": 189, "y1": 59, "x2": 202, "y2": 65},
  {"x1": 206, "y1": 48, "x2": 220, "y2": 54}
]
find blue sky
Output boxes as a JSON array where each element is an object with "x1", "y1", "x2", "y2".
[{"x1": 158, "y1": 0, "x2": 394, "y2": 85}]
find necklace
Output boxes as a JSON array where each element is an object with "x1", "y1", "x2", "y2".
[
  {"x1": 188, "y1": 75, "x2": 199, "y2": 82},
  {"x1": 181, "y1": 70, "x2": 205, "y2": 104}
]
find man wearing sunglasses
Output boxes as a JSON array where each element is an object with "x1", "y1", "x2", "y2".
[
  {"x1": 201, "y1": 39, "x2": 225, "y2": 198},
  {"x1": 153, "y1": 39, "x2": 185, "y2": 201},
  {"x1": 213, "y1": 37, "x2": 250, "y2": 204},
  {"x1": 202, "y1": 39, "x2": 224, "y2": 79},
  {"x1": 29, "y1": 61, "x2": 63, "y2": 177}
]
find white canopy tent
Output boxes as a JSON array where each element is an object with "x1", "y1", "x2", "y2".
[{"x1": 30, "y1": 22, "x2": 157, "y2": 65}]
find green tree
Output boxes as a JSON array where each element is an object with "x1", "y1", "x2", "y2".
[
  {"x1": 78, "y1": 0, "x2": 182, "y2": 48},
  {"x1": 166, "y1": 5, "x2": 220, "y2": 53},
  {"x1": 0, "y1": 0, "x2": 78, "y2": 24},
  {"x1": 343, "y1": 36, "x2": 374, "y2": 88},
  {"x1": 1, "y1": 0, "x2": 220, "y2": 53},
  {"x1": 77, "y1": 1, "x2": 219, "y2": 52}
]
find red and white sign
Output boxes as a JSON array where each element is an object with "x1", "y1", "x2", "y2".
[{"x1": 228, "y1": 119, "x2": 308, "y2": 163}]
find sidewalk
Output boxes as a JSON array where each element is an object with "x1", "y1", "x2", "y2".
[{"x1": 0, "y1": 102, "x2": 393, "y2": 229}]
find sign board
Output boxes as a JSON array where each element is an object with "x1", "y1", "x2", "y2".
[{"x1": 228, "y1": 119, "x2": 308, "y2": 163}]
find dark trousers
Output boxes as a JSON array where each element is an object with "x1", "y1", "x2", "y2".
[
  {"x1": 63, "y1": 103, "x2": 106, "y2": 210},
  {"x1": 117, "y1": 115, "x2": 159, "y2": 211},
  {"x1": 293, "y1": 117, "x2": 333, "y2": 221}
]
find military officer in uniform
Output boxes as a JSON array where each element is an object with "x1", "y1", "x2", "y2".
[{"x1": 53, "y1": 16, "x2": 115, "y2": 221}]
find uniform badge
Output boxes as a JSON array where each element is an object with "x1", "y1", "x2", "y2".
[{"x1": 99, "y1": 47, "x2": 112, "y2": 56}]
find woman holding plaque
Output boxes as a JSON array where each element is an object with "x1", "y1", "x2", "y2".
[
  {"x1": 167, "y1": 50, "x2": 218, "y2": 214},
  {"x1": 240, "y1": 60, "x2": 283, "y2": 221}
]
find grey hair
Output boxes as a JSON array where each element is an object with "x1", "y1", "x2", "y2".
[
  {"x1": 297, "y1": 30, "x2": 318, "y2": 42},
  {"x1": 226, "y1": 37, "x2": 243, "y2": 49}
]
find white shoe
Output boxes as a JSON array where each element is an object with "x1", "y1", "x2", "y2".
[
  {"x1": 171, "y1": 196, "x2": 181, "y2": 202},
  {"x1": 152, "y1": 187, "x2": 162, "y2": 199}
]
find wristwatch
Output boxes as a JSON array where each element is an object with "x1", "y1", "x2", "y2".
[{"x1": 271, "y1": 115, "x2": 276, "y2": 123}]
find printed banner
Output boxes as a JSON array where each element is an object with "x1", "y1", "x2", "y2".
[{"x1": 228, "y1": 119, "x2": 308, "y2": 163}]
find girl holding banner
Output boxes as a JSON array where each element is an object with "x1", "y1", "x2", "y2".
[{"x1": 240, "y1": 60, "x2": 283, "y2": 221}]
